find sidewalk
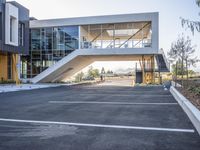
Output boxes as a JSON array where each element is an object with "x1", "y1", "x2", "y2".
[
  {"x1": 0, "y1": 81, "x2": 100, "y2": 93},
  {"x1": 0, "y1": 84, "x2": 64, "y2": 93}
]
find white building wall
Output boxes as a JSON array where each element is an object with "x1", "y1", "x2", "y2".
[{"x1": 5, "y1": 3, "x2": 19, "y2": 46}]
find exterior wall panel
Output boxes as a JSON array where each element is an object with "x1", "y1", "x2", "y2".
[
  {"x1": 0, "y1": 1, "x2": 29, "y2": 55},
  {"x1": 5, "y1": 3, "x2": 19, "y2": 46},
  {"x1": 0, "y1": 53, "x2": 8, "y2": 81},
  {"x1": 0, "y1": 0, "x2": 29, "y2": 81}
]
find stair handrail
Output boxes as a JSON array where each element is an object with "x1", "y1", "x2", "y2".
[{"x1": 159, "y1": 49, "x2": 170, "y2": 71}]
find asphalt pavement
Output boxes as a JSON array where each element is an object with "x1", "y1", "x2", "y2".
[{"x1": 0, "y1": 82, "x2": 199, "y2": 150}]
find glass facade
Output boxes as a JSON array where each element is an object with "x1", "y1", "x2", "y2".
[
  {"x1": 80, "y1": 21, "x2": 152, "y2": 49},
  {"x1": 10, "y1": 17, "x2": 14, "y2": 42},
  {"x1": 25, "y1": 21, "x2": 152, "y2": 78},
  {"x1": 29, "y1": 26, "x2": 79, "y2": 78}
]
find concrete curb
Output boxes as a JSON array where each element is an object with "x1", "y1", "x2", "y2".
[
  {"x1": 0, "y1": 81, "x2": 103, "y2": 93},
  {"x1": 0, "y1": 84, "x2": 62, "y2": 93},
  {"x1": 171, "y1": 81, "x2": 182, "y2": 87},
  {"x1": 170, "y1": 86, "x2": 200, "y2": 135}
]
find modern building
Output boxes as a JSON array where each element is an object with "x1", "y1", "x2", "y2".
[
  {"x1": 0, "y1": 0, "x2": 168, "y2": 84},
  {"x1": 0, "y1": 0, "x2": 29, "y2": 82},
  {"x1": 28, "y1": 12, "x2": 169, "y2": 84}
]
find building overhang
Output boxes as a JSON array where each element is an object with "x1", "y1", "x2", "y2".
[
  {"x1": 30, "y1": 12, "x2": 158, "y2": 28},
  {"x1": 30, "y1": 12, "x2": 159, "y2": 54}
]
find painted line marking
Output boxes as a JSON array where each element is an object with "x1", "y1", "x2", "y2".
[
  {"x1": 49, "y1": 101, "x2": 178, "y2": 105},
  {"x1": 0, "y1": 118, "x2": 194, "y2": 133},
  {"x1": 75, "y1": 93, "x2": 172, "y2": 97}
]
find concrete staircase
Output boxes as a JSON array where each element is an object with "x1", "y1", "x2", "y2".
[
  {"x1": 31, "y1": 48, "x2": 170, "y2": 83},
  {"x1": 156, "y1": 49, "x2": 170, "y2": 72}
]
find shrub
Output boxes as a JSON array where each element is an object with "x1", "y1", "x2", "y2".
[{"x1": 188, "y1": 86, "x2": 200, "y2": 96}]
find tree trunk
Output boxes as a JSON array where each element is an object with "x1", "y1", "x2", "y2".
[
  {"x1": 186, "y1": 59, "x2": 189, "y2": 88},
  {"x1": 186, "y1": 59, "x2": 188, "y2": 80},
  {"x1": 175, "y1": 61, "x2": 178, "y2": 87},
  {"x1": 181, "y1": 57, "x2": 184, "y2": 87}
]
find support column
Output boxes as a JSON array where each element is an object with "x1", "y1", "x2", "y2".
[
  {"x1": 150, "y1": 55, "x2": 155, "y2": 84},
  {"x1": 152, "y1": 55, "x2": 155, "y2": 84},
  {"x1": 12, "y1": 54, "x2": 20, "y2": 85},
  {"x1": 142, "y1": 55, "x2": 145, "y2": 84}
]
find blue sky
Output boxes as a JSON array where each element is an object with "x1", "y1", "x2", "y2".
[{"x1": 10, "y1": 0, "x2": 200, "y2": 71}]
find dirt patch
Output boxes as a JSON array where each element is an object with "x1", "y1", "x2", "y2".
[{"x1": 177, "y1": 87, "x2": 200, "y2": 110}]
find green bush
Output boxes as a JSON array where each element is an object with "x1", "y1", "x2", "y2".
[
  {"x1": 0, "y1": 80, "x2": 16, "y2": 84},
  {"x1": 188, "y1": 86, "x2": 200, "y2": 96}
]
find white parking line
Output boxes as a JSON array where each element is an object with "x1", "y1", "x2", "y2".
[
  {"x1": 0, "y1": 118, "x2": 194, "y2": 133},
  {"x1": 49, "y1": 101, "x2": 178, "y2": 105},
  {"x1": 76, "y1": 93, "x2": 172, "y2": 97}
]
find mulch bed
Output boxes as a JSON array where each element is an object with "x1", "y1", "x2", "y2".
[{"x1": 177, "y1": 87, "x2": 200, "y2": 110}]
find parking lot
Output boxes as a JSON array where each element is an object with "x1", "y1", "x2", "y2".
[{"x1": 0, "y1": 84, "x2": 199, "y2": 150}]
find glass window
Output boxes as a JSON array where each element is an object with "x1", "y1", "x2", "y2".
[
  {"x1": 31, "y1": 29, "x2": 41, "y2": 50},
  {"x1": 20, "y1": 57, "x2": 27, "y2": 79},
  {"x1": 7, "y1": 54, "x2": 12, "y2": 79},
  {"x1": 19, "y1": 23, "x2": 25, "y2": 46},
  {"x1": 0, "y1": 14, "x2": 2, "y2": 40},
  {"x1": 80, "y1": 22, "x2": 152, "y2": 49},
  {"x1": 30, "y1": 26, "x2": 79, "y2": 76},
  {"x1": 46, "y1": 28, "x2": 53, "y2": 50},
  {"x1": 53, "y1": 26, "x2": 79, "y2": 50},
  {"x1": 102, "y1": 24, "x2": 114, "y2": 48},
  {"x1": 10, "y1": 17, "x2": 14, "y2": 42}
]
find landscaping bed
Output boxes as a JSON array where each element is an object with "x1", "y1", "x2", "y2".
[{"x1": 176, "y1": 80, "x2": 200, "y2": 110}]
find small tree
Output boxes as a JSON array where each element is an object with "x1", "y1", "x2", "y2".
[
  {"x1": 93, "y1": 69, "x2": 100, "y2": 78},
  {"x1": 171, "y1": 61, "x2": 187, "y2": 76},
  {"x1": 107, "y1": 70, "x2": 113, "y2": 74},
  {"x1": 168, "y1": 35, "x2": 199, "y2": 83},
  {"x1": 181, "y1": 0, "x2": 200, "y2": 34},
  {"x1": 188, "y1": 70, "x2": 195, "y2": 77},
  {"x1": 101, "y1": 67, "x2": 105, "y2": 75},
  {"x1": 87, "y1": 66, "x2": 100, "y2": 78},
  {"x1": 75, "y1": 72, "x2": 84, "y2": 82}
]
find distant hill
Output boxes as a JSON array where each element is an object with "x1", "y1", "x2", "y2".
[{"x1": 114, "y1": 68, "x2": 135, "y2": 74}]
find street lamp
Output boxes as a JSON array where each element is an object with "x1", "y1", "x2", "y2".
[{"x1": 197, "y1": 0, "x2": 200, "y2": 6}]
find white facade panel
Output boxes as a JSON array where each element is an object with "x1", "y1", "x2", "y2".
[{"x1": 5, "y1": 3, "x2": 19, "y2": 46}]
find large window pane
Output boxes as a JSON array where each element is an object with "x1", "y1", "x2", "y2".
[
  {"x1": 80, "y1": 22, "x2": 152, "y2": 49},
  {"x1": 30, "y1": 26, "x2": 79, "y2": 76},
  {"x1": 31, "y1": 29, "x2": 41, "y2": 50},
  {"x1": 102, "y1": 24, "x2": 114, "y2": 48}
]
